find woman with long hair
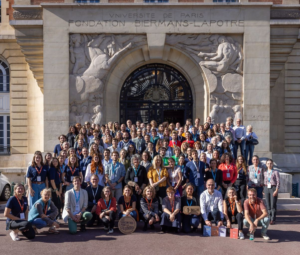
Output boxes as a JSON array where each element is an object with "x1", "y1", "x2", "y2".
[
  {"x1": 234, "y1": 155, "x2": 248, "y2": 201},
  {"x1": 85, "y1": 154, "x2": 105, "y2": 187},
  {"x1": 26, "y1": 151, "x2": 49, "y2": 208}
]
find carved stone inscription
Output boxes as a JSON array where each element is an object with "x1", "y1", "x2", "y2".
[
  {"x1": 69, "y1": 34, "x2": 147, "y2": 125},
  {"x1": 69, "y1": 11, "x2": 244, "y2": 28},
  {"x1": 166, "y1": 34, "x2": 244, "y2": 123}
]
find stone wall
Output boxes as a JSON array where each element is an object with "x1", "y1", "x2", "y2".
[{"x1": 284, "y1": 42, "x2": 300, "y2": 154}]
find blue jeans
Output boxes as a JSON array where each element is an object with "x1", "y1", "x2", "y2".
[
  {"x1": 31, "y1": 218, "x2": 48, "y2": 229},
  {"x1": 243, "y1": 217, "x2": 269, "y2": 235},
  {"x1": 119, "y1": 210, "x2": 137, "y2": 220},
  {"x1": 245, "y1": 143, "x2": 255, "y2": 166},
  {"x1": 29, "y1": 183, "x2": 46, "y2": 209},
  {"x1": 196, "y1": 184, "x2": 205, "y2": 200},
  {"x1": 234, "y1": 140, "x2": 245, "y2": 159}
]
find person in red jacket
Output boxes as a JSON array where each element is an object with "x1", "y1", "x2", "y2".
[
  {"x1": 184, "y1": 132, "x2": 195, "y2": 148},
  {"x1": 218, "y1": 152, "x2": 237, "y2": 198},
  {"x1": 96, "y1": 186, "x2": 117, "y2": 234},
  {"x1": 169, "y1": 131, "x2": 182, "y2": 148}
]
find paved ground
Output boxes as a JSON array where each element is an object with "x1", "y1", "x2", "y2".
[{"x1": 0, "y1": 210, "x2": 299, "y2": 255}]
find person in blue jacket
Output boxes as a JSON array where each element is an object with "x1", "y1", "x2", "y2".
[{"x1": 185, "y1": 149, "x2": 205, "y2": 199}]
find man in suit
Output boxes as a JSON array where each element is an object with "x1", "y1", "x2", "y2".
[
  {"x1": 62, "y1": 176, "x2": 92, "y2": 234},
  {"x1": 186, "y1": 149, "x2": 206, "y2": 199}
]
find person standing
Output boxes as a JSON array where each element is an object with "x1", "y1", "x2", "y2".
[
  {"x1": 245, "y1": 125, "x2": 259, "y2": 166},
  {"x1": 204, "y1": 159, "x2": 223, "y2": 193},
  {"x1": 233, "y1": 119, "x2": 246, "y2": 159},
  {"x1": 4, "y1": 183, "x2": 35, "y2": 241},
  {"x1": 105, "y1": 151, "x2": 126, "y2": 202},
  {"x1": 234, "y1": 155, "x2": 248, "y2": 202},
  {"x1": 247, "y1": 155, "x2": 264, "y2": 198},
  {"x1": 125, "y1": 154, "x2": 148, "y2": 212},
  {"x1": 147, "y1": 155, "x2": 169, "y2": 209},
  {"x1": 26, "y1": 151, "x2": 49, "y2": 208},
  {"x1": 219, "y1": 153, "x2": 238, "y2": 198},
  {"x1": 263, "y1": 159, "x2": 280, "y2": 225},
  {"x1": 186, "y1": 149, "x2": 205, "y2": 198},
  {"x1": 132, "y1": 128, "x2": 146, "y2": 154}
]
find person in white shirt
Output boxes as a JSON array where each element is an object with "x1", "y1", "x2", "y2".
[
  {"x1": 200, "y1": 179, "x2": 224, "y2": 234},
  {"x1": 102, "y1": 149, "x2": 112, "y2": 171},
  {"x1": 245, "y1": 125, "x2": 259, "y2": 166},
  {"x1": 232, "y1": 119, "x2": 246, "y2": 159},
  {"x1": 108, "y1": 138, "x2": 121, "y2": 155}
]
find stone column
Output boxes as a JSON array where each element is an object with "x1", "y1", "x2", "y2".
[{"x1": 243, "y1": 6, "x2": 271, "y2": 158}]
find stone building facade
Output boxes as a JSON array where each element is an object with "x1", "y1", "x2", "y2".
[{"x1": 0, "y1": 0, "x2": 299, "y2": 194}]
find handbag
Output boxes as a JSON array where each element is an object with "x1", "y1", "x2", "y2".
[{"x1": 252, "y1": 139, "x2": 259, "y2": 145}]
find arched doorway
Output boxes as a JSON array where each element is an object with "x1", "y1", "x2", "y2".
[{"x1": 120, "y1": 64, "x2": 193, "y2": 125}]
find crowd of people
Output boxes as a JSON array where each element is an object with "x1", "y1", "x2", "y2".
[{"x1": 4, "y1": 117, "x2": 280, "y2": 242}]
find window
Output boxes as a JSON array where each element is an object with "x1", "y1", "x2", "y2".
[
  {"x1": 0, "y1": 116, "x2": 10, "y2": 154},
  {"x1": 0, "y1": 60, "x2": 9, "y2": 92}
]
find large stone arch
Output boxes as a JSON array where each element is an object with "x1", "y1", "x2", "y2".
[{"x1": 104, "y1": 46, "x2": 209, "y2": 123}]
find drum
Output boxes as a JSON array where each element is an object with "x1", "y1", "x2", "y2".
[
  {"x1": 118, "y1": 216, "x2": 137, "y2": 234},
  {"x1": 182, "y1": 206, "x2": 201, "y2": 215}
]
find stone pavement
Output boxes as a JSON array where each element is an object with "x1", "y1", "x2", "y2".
[{"x1": 0, "y1": 210, "x2": 299, "y2": 255}]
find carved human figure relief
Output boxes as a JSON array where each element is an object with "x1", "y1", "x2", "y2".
[
  {"x1": 91, "y1": 105, "x2": 102, "y2": 125},
  {"x1": 166, "y1": 34, "x2": 243, "y2": 123},
  {"x1": 69, "y1": 34, "x2": 147, "y2": 125}
]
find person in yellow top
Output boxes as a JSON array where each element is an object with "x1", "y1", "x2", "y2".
[{"x1": 147, "y1": 155, "x2": 169, "y2": 211}]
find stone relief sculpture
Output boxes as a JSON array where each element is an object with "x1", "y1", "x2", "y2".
[
  {"x1": 69, "y1": 34, "x2": 147, "y2": 125},
  {"x1": 91, "y1": 105, "x2": 102, "y2": 125},
  {"x1": 166, "y1": 34, "x2": 244, "y2": 123}
]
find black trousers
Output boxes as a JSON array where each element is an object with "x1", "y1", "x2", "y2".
[
  {"x1": 51, "y1": 191, "x2": 62, "y2": 217},
  {"x1": 10, "y1": 220, "x2": 35, "y2": 239},
  {"x1": 234, "y1": 180, "x2": 247, "y2": 202},
  {"x1": 100, "y1": 211, "x2": 116, "y2": 229},
  {"x1": 86, "y1": 211, "x2": 100, "y2": 227},
  {"x1": 223, "y1": 212, "x2": 243, "y2": 231},
  {"x1": 221, "y1": 181, "x2": 231, "y2": 199},
  {"x1": 156, "y1": 187, "x2": 166, "y2": 212}
]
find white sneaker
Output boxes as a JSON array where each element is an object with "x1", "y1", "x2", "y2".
[
  {"x1": 239, "y1": 232, "x2": 245, "y2": 240},
  {"x1": 107, "y1": 229, "x2": 114, "y2": 234},
  {"x1": 261, "y1": 234, "x2": 270, "y2": 240},
  {"x1": 10, "y1": 231, "x2": 20, "y2": 241}
]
